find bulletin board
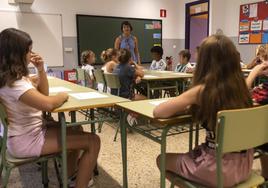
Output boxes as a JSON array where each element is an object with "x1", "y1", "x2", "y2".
[{"x1": 239, "y1": 1, "x2": 268, "y2": 44}]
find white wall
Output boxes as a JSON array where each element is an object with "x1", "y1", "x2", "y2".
[{"x1": 0, "y1": 0, "x2": 188, "y2": 39}]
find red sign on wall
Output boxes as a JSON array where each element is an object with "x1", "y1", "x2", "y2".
[{"x1": 160, "y1": 9, "x2": 167, "y2": 18}]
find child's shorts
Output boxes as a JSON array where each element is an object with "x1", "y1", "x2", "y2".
[{"x1": 7, "y1": 127, "x2": 47, "y2": 158}]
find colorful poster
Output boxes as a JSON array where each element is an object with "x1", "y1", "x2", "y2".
[
  {"x1": 152, "y1": 21, "x2": 161, "y2": 29},
  {"x1": 249, "y1": 3, "x2": 258, "y2": 18},
  {"x1": 239, "y1": 20, "x2": 250, "y2": 31},
  {"x1": 242, "y1": 4, "x2": 249, "y2": 16},
  {"x1": 262, "y1": 32, "x2": 268, "y2": 43},
  {"x1": 263, "y1": 19, "x2": 268, "y2": 30},
  {"x1": 145, "y1": 24, "x2": 154, "y2": 29},
  {"x1": 250, "y1": 32, "x2": 262, "y2": 43},
  {"x1": 251, "y1": 20, "x2": 262, "y2": 31},
  {"x1": 239, "y1": 33, "x2": 249, "y2": 43},
  {"x1": 153, "y1": 33, "x2": 161, "y2": 39}
]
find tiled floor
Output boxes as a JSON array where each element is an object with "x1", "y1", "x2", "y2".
[{"x1": 1, "y1": 112, "x2": 261, "y2": 188}]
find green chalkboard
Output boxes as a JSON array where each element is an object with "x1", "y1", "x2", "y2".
[{"x1": 76, "y1": 15, "x2": 162, "y2": 65}]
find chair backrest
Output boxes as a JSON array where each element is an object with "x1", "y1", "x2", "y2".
[
  {"x1": 76, "y1": 68, "x2": 93, "y2": 88},
  {"x1": 93, "y1": 69, "x2": 106, "y2": 84},
  {"x1": 216, "y1": 104, "x2": 268, "y2": 154},
  {"x1": 215, "y1": 104, "x2": 268, "y2": 187},
  {"x1": 0, "y1": 102, "x2": 8, "y2": 162},
  {"x1": 104, "y1": 73, "x2": 121, "y2": 89}
]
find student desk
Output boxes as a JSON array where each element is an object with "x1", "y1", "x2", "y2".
[
  {"x1": 49, "y1": 77, "x2": 129, "y2": 188},
  {"x1": 142, "y1": 70, "x2": 193, "y2": 98},
  {"x1": 116, "y1": 98, "x2": 194, "y2": 188}
]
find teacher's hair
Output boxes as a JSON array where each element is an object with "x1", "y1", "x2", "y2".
[{"x1": 121, "y1": 21, "x2": 133, "y2": 32}]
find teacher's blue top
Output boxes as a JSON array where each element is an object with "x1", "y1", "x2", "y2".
[{"x1": 119, "y1": 35, "x2": 137, "y2": 63}]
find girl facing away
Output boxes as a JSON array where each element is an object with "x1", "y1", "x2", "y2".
[
  {"x1": 153, "y1": 34, "x2": 255, "y2": 187},
  {"x1": 100, "y1": 48, "x2": 119, "y2": 73},
  {"x1": 0, "y1": 28, "x2": 100, "y2": 188},
  {"x1": 81, "y1": 49, "x2": 96, "y2": 88}
]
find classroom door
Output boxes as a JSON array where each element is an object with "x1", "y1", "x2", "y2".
[{"x1": 185, "y1": 0, "x2": 209, "y2": 62}]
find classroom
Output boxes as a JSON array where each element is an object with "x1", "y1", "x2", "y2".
[{"x1": 0, "y1": 0, "x2": 268, "y2": 188}]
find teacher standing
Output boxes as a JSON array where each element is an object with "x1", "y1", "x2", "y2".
[{"x1": 114, "y1": 21, "x2": 141, "y2": 65}]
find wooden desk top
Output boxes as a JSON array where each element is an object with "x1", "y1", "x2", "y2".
[
  {"x1": 48, "y1": 77, "x2": 129, "y2": 113},
  {"x1": 116, "y1": 98, "x2": 192, "y2": 126},
  {"x1": 142, "y1": 70, "x2": 193, "y2": 81}
]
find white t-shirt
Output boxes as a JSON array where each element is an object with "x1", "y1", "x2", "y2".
[
  {"x1": 0, "y1": 77, "x2": 43, "y2": 136},
  {"x1": 175, "y1": 62, "x2": 193, "y2": 73},
  {"x1": 82, "y1": 64, "x2": 94, "y2": 78},
  {"x1": 150, "y1": 59, "x2": 167, "y2": 71}
]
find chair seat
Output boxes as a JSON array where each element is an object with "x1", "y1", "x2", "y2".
[
  {"x1": 6, "y1": 152, "x2": 59, "y2": 165},
  {"x1": 167, "y1": 171, "x2": 264, "y2": 188}
]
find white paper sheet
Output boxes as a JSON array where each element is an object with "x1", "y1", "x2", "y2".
[
  {"x1": 144, "y1": 75, "x2": 158, "y2": 78},
  {"x1": 249, "y1": 3, "x2": 258, "y2": 18},
  {"x1": 69, "y1": 92, "x2": 108, "y2": 100},
  {"x1": 149, "y1": 100, "x2": 168, "y2": 106},
  {"x1": 49, "y1": 87, "x2": 72, "y2": 93}
]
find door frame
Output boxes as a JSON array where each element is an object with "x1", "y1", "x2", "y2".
[{"x1": 185, "y1": 0, "x2": 210, "y2": 49}]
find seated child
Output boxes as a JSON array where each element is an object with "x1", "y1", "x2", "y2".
[
  {"x1": 0, "y1": 28, "x2": 100, "y2": 188},
  {"x1": 100, "y1": 48, "x2": 119, "y2": 73},
  {"x1": 153, "y1": 34, "x2": 254, "y2": 187},
  {"x1": 81, "y1": 50, "x2": 96, "y2": 87},
  {"x1": 247, "y1": 45, "x2": 267, "y2": 69},
  {"x1": 113, "y1": 49, "x2": 146, "y2": 100},
  {"x1": 150, "y1": 46, "x2": 167, "y2": 71},
  {"x1": 175, "y1": 49, "x2": 193, "y2": 73}
]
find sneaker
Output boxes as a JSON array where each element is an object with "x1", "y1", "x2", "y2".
[
  {"x1": 68, "y1": 172, "x2": 94, "y2": 188},
  {"x1": 127, "y1": 114, "x2": 137, "y2": 126}
]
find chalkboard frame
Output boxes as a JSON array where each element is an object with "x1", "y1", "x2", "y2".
[{"x1": 76, "y1": 14, "x2": 163, "y2": 65}]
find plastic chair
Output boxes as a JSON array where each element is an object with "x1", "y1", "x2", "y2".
[
  {"x1": 0, "y1": 102, "x2": 61, "y2": 188},
  {"x1": 168, "y1": 104, "x2": 268, "y2": 188},
  {"x1": 104, "y1": 73, "x2": 121, "y2": 96},
  {"x1": 93, "y1": 69, "x2": 106, "y2": 92},
  {"x1": 103, "y1": 73, "x2": 122, "y2": 141}
]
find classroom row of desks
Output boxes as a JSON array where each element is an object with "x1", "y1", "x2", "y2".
[
  {"x1": 49, "y1": 68, "x2": 254, "y2": 188},
  {"x1": 48, "y1": 75, "x2": 193, "y2": 188}
]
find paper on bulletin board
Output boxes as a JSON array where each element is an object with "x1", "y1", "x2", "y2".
[
  {"x1": 145, "y1": 24, "x2": 154, "y2": 29},
  {"x1": 250, "y1": 32, "x2": 262, "y2": 43},
  {"x1": 249, "y1": 3, "x2": 258, "y2": 18},
  {"x1": 263, "y1": 19, "x2": 268, "y2": 30},
  {"x1": 251, "y1": 20, "x2": 262, "y2": 31},
  {"x1": 152, "y1": 21, "x2": 161, "y2": 29},
  {"x1": 242, "y1": 4, "x2": 249, "y2": 16},
  {"x1": 262, "y1": 32, "x2": 268, "y2": 43},
  {"x1": 239, "y1": 33, "x2": 250, "y2": 44},
  {"x1": 239, "y1": 20, "x2": 250, "y2": 32},
  {"x1": 153, "y1": 33, "x2": 161, "y2": 39}
]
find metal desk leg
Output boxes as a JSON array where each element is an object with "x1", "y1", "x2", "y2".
[
  {"x1": 147, "y1": 81, "x2": 150, "y2": 99},
  {"x1": 189, "y1": 122, "x2": 193, "y2": 151},
  {"x1": 120, "y1": 110, "x2": 128, "y2": 188},
  {"x1": 160, "y1": 126, "x2": 171, "y2": 188},
  {"x1": 59, "y1": 112, "x2": 67, "y2": 188},
  {"x1": 195, "y1": 123, "x2": 200, "y2": 147},
  {"x1": 90, "y1": 109, "x2": 96, "y2": 133},
  {"x1": 70, "y1": 111, "x2": 76, "y2": 122}
]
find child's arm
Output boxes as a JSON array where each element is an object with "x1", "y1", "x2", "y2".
[
  {"x1": 153, "y1": 85, "x2": 203, "y2": 118},
  {"x1": 246, "y1": 62, "x2": 268, "y2": 89},
  {"x1": 31, "y1": 53, "x2": 49, "y2": 96},
  {"x1": 20, "y1": 90, "x2": 68, "y2": 112}
]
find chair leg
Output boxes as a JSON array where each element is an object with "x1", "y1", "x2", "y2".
[
  {"x1": 41, "y1": 161, "x2": 49, "y2": 188},
  {"x1": 170, "y1": 181, "x2": 175, "y2": 188},
  {"x1": 54, "y1": 158, "x2": 62, "y2": 188},
  {"x1": 2, "y1": 166, "x2": 12, "y2": 188},
  {"x1": 114, "y1": 126, "x2": 120, "y2": 141}
]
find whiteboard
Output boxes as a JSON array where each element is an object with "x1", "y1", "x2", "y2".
[{"x1": 0, "y1": 11, "x2": 63, "y2": 67}]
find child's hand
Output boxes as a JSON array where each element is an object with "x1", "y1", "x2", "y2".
[
  {"x1": 135, "y1": 76, "x2": 142, "y2": 84},
  {"x1": 252, "y1": 62, "x2": 268, "y2": 77},
  {"x1": 31, "y1": 52, "x2": 44, "y2": 72}
]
